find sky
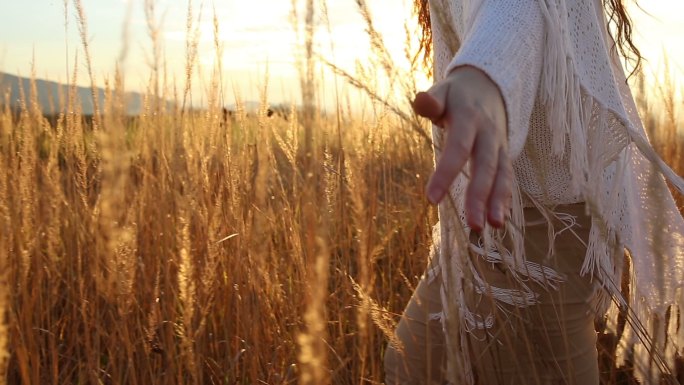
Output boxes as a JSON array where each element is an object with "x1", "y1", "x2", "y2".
[{"x1": 1, "y1": 0, "x2": 683, "y2": 109}]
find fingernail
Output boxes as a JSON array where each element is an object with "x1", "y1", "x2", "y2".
[
  {"x1": 469, "y1": 210, "x2": 483, "y2": 231},
  {"x1": 427, "y1": 187, "x2": 443, "y2": 205},
  {"x1": 494, "y1": 208, "x2": 503, "y2": 226}
]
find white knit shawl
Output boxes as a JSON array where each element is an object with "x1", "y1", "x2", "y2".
[{"x1": 427, "y1": 0, "x2": 684, "y2": 383}]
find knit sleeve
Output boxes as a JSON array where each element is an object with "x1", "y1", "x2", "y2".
[{"x1": 444, "y1": 0, "x2": 545, "y2": 160}]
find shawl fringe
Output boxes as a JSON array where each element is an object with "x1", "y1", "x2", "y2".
[{"x1": 435, "y1": 1, "x2": 684, "y2": 383}]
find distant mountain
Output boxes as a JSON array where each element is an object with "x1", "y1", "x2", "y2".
[{"x1": 0, "y1": 72, "x2": 143, "y2": 115}]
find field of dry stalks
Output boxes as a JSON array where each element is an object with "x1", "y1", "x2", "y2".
[
  {"x1": 0, "y1": 77, "x2": 442, "y2": 384},
  {"x1": 0, "y1": 2, "x2": 682, "y2": 385}
]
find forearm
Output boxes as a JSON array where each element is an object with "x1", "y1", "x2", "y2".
[{"x1": 443, "y1": 0, "x2": 545, "y2": 159}]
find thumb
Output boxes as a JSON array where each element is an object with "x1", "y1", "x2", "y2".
[{"x1": 412, "y1": 82, "x2": 449, "y2": 124}]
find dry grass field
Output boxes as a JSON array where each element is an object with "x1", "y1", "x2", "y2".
[{"x1": 0, "y1": 2, "x2": 682, "y2": 384}]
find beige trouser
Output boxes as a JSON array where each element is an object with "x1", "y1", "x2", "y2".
[{"x1": 384, "y1": 204, "x2": 601, "y2": 385}]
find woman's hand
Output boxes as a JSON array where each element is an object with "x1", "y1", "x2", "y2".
[{"x1": 413, "y1": 65, "x2": 512, "y2": 231}]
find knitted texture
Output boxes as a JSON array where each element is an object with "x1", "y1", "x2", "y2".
[{"x1": 428, "y1": 0, "x2": 684, "y2": 383}]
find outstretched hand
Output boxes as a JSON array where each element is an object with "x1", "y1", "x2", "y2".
[{"x1": 413, "y1": 66, "x2": 512, "y2": 231}]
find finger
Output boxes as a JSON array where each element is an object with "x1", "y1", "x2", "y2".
[
  {"x1": 486, "y1": 147, "x2": 513, "y2": 228},
  {"x1": 412, "y1": 83, "x2": 449, "y2": 124},
  {"x1": 426, "y1": 109, "x2": 478, "y2": 204},
  {"x1": 465, "y1": 126, "x2": 499, "y2": 231}
]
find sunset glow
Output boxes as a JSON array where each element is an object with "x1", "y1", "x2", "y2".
[{"x1": 0, "y1": 0, "x2": 682, "y2": 109}]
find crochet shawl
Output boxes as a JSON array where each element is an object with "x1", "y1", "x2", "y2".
[{"x1": 427, "y1": 0, "x2": 684, "y2": 383}]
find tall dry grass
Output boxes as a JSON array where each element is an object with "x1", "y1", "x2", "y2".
[{"x1": 0, "y1": 1, "x2": 682, "y2": 385}]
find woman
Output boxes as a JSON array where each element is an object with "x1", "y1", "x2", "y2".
[{"x1": 384, "y1": 0, "x2": 684, "y2": 384}]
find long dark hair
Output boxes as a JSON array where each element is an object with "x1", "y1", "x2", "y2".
[{"x1": 414, "y1": 0, "x2": 643, "y2": 75}]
